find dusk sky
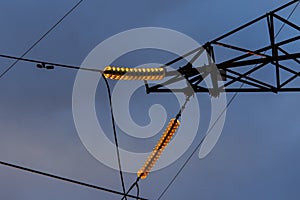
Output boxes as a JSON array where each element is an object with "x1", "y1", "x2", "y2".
[{"x1": 0, "y1": 0, "x2": 299, "y2": 200}]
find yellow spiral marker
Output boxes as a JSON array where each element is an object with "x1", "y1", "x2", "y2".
[
  {"x1": 137, "y1": 118, "x2": 180, "y2": 179},
  {"x1": 103, "y1": 66, "x2": 165, "y2": 80}
]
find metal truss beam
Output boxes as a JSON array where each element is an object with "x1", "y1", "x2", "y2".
[{"x1": 145, "y1": 0, "x2": 300, "y2": 96}]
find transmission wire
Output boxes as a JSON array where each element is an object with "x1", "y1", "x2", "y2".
[
  {"x1": 0, "y1": 0, "x2": 84, "y2": 80},
  {"x1": 0, "y1": 160, "x2": 147, "y2": 199},
  {"x1": 0, "y1": 53, "x2": 102, "y2": 73},
  {"x1": 102, "y1": 75, "x2": 128, "y2": 199}
]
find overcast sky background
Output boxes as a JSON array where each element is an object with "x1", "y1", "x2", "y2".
[{"x1": 0, "y1": 0, "x2": 299, "y2": 199}]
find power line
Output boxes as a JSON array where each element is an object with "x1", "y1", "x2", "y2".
[
  {"x1": 1, "y1": 1, "x2": 126, "y2": 198},
  {"x1": 0, "y1": 59, "x2": 128, "y2": 199},
  {"x1": 157, "y1": 1, "x2": 299, "y2": 199},
  {"x1": 121, "y1": 177, "x2": 141, "y2": 200},
  {"x1": 0, "y1": 53, "x2": 102, "y2": 73},
  {"x1": 102, "y1": 75, "x2": 128, "y2": 199},
  {"x1": 0, "y1": 160, "x2": 147, "y2": 200},
  {"x1": 0, "y1": 0, "x2": 84, "y2": 80},
  {"x1": 275, "y1": 0, "x2": 299, "y2": 38},
  {"x1": 136, "y1": 183, "x2": 140, "y2": 200}
]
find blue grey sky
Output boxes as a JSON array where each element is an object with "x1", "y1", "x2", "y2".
[{"x1": 0, "y1": 0, "x2": 299, "y2": 200}]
